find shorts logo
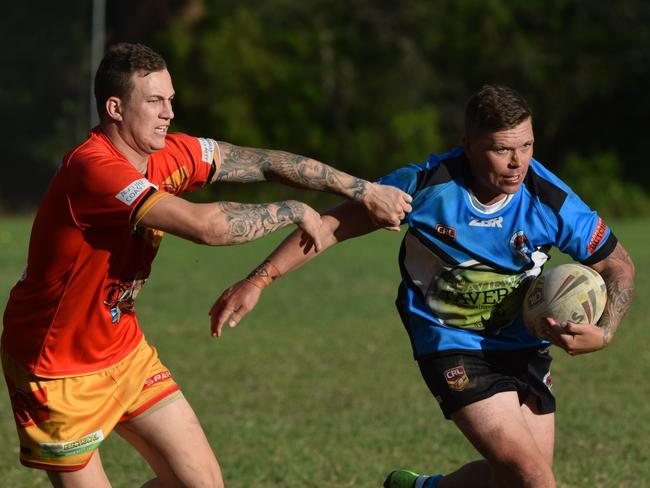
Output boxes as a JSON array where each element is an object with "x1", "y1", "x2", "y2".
[
  {"x1": 39, "y1": 429, "x2": 105, "y2": 459},
  {"x1": 469, "y1": 217, "x2": 503, "y2": 228},
  {"x1": 587, "y1": 217, "x2": 607, "y2": 254},
  {"x1": 435, "y1": 224, "x2": 457, "y2": 241},
  {"x1": 444, "y1": 366, "x2": 469, "y2": 391},
  {"x1": 198, "y1": 137, "x2": 215, "y2": 163},
  {"x1": 115, "y1": 178, "x2": 155, "y2": 206},
  {"x1": 144, "y1": 370, "x2": 172, "y2": 388}
]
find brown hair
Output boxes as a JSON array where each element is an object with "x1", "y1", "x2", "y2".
[
  {"x1": 464, "y1": 85, "x2": 531, "y2": 137},
  {"x1": 94, "y1": 43, "x2": 167, "y2": 120}
]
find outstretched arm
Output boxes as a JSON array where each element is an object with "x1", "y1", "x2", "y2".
[
  {"x1": 215, "y1": 142, "x2": 411, "y2": 230},
  {"x1": 544, "y1": 242, "x2": 635, "y2": 355},
  {"x1": 209, "y1": 200, "x2": 381, "y2": 337},
  {"x1": 138, "y1": 193, "x2": 323, "y2": 250}
]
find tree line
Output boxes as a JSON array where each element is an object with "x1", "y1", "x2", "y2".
[{"x1": 2, "y1": 0, "x2": 648, "y2": 215}]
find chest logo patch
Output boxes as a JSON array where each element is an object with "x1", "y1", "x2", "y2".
[
  {"x1": 469, "y1": 217, "x2": 503, "y2": 228},
  {"x1": 510, "y1": 230, "x2": 532, "y2": 261},
  {"x1": 435, "y1": 223, "x2": 457, "y2": 241}
]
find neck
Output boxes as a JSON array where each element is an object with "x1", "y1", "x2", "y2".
[
  {"x1": 470, "y1": 188, "x2": 507, "y2": 206},
  {"x1": 99, "y1": 121, "x2": 149, "y2": 174}
]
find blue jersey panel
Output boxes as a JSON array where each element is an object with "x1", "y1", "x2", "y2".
[{"x1": 379, "y1": 149, "x2": 616, "y2": 358}]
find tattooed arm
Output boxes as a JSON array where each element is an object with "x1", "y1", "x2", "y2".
[
  {"x1": 209, "y1": 200, "x2": 380, "y2": 336},
  {"x1": 544, "y1": 242, "x2": 635, "y2": 355},
  {"x1": 590, "y1": 242, "x2": 635, "y2": 346},
  {"x1": 213, "y1": 142, "x2": 412, "y2": 230},
  {"x1": 138, "y1": 193, "x2": 323, "y2": 249}
]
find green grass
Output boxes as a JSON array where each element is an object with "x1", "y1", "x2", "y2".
[{"x1": 1, "y1": 216, "x2": 648, "y2": 487}]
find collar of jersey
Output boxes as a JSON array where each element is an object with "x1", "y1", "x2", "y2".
[{"x1": 466, "y1": 189, "x2": 514, "y2": 214}]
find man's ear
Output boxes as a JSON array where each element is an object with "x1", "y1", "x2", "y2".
[{"x1": 105, "y1": 96, "x2": 123, "y2": 122}]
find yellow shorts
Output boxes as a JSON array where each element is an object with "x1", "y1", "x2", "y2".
[{"x1": 2, "y1": 339, "x2": 181, "y2": 472}]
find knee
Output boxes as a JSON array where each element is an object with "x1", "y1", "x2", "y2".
[
  {"x1": 199, "y1": 464, "x2": 224, "y2": 488},
  {"x1": 491, "y1": 455, "x2": 555, "y2": 488},
  {"x1": 191, "y1": 468, "x2": 223, "y2": 488}
]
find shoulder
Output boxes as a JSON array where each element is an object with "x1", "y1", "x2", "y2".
[
  {"x1": 161, "y1": 133, "x2": 216, "y2": 164},
  {"x1": 523, "y1": 159, "x2": 574, "y2": 212},
  {"x1": 61, "y1": 130, "x2": 124, "y2": 183},
  {"x1": 415, "y1": 147, "x2": 467, "y2": 192},
  {"x1": 379, "y1": 147, "x2": 465, "y2": 196}
]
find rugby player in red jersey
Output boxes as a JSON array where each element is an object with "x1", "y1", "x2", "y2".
[{"x1": 1, "y1": 43, "x2": 412, "y2": 487}]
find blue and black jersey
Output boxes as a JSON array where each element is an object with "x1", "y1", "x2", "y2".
[{"x1": 378, "y1": 147, "x2": 616, "y2": 358}]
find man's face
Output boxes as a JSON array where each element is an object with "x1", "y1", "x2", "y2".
[
  {"x1": 463, "y1": 117, "x2": 534, "y2": 205},
  {"x1": 119, "y1": 68, "x2": 175, "y2": 155}
]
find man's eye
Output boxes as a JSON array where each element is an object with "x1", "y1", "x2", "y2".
[{"x1": 495, "y1": 148, "x2": 508, "y2": 154}]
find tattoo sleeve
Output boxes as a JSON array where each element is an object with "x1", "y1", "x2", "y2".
[
  {"x1": 215, "y1": 142, "x2": 368, "y2": 200},
  {"x1": 591, "y1": 243, "x2": 635, "y2": 346},
  {"x1": 216, "y1": 201, "x2": 304, "y2": 244}
]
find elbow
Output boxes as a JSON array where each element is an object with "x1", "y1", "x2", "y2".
[
  {"x1": 195, "y1": 223, "x2": 229, "y2": 246},
  {"x1": 188, "y1": 218, "x2": 229, "y2": 246}
]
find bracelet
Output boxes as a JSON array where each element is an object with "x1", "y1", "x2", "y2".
[{"x1": 245, "y1": 261, "x2": 282, "y2": 290}]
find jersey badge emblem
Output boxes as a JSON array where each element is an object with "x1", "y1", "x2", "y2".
[{"x1": 509, "y1": 230, "x2": 531, "y2": 261}]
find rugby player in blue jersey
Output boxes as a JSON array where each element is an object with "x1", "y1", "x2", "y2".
[{"x1": 210, "y1": 85, "x2": 635, "y2": 488}]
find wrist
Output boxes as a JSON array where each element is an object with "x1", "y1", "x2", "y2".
[
  {"x1": 356, "y1": 180, "x2": 372, "y2": 204},
  {"x1": 245, "y1": 260, "x2": 282, "y2": 290},
  {"x1": 285, "y1": 200, "x2": 306, "y2": 224}
]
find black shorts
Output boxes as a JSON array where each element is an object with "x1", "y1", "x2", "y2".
[{"x1": 417, "y1": 347, "x2": 556, "y2": 419}]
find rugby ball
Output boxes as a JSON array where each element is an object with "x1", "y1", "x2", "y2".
[{"x1": 522, "y1": 263, "x2": 607, "y2": 338}]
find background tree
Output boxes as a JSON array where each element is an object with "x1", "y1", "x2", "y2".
[{"x1": 2, "y1": 0, "x2": 649, "y2": 215}]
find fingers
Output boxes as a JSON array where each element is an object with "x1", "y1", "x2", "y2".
[
  {"x1": 311, "y1": 232, "x2": 323, "y2": 253},
  {"x1": 365, "y1": 184, "x2": 412, "y2": 227},
  {"x1": 211, "y1": 306, "x2": 242, "y2": 337},
  {"x1": 383, "y1": 225, "x2": 401, "y2": 232}
]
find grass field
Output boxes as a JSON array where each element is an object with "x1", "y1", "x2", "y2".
[{"x1": 1, "y1": 216, "x2": 649, "y2": 487}]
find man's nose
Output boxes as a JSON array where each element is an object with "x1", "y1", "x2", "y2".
[{"x1": 161, "y1": 100, "x2": 174, "y2": 120}]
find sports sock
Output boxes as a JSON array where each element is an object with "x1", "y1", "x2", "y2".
[{"x1": 421, "y1": 474, "x2": 444, "y2": 488}]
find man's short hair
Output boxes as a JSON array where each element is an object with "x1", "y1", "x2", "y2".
[
  {"x1": 464, "y1": 85, "x2": 531, "y2": 137},
  {"x1": 94, "y1": 43, "x2": 167, "y2": 120}
]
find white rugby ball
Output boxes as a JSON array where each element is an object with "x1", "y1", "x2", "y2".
[{"x1": 522, "y1": 263, "x2": 607, "y2": 338}]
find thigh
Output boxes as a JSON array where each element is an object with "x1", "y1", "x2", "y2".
[
  {"x1": 450, "y1": 391, "x2": 554, "y2": 487},
  {"x1": 46, "y1": 451, "x2": 110, "y2": 488},
  {"x1": 521, "y1": 393, "x2": 555, "y2": 466},
  {"x1": 115, "y1": 395, "x2": 223, "y2": 488}
]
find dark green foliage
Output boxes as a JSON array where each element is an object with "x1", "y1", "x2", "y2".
[{"x1": 2, "y1": 1, "x2": 650, "y2": 214}]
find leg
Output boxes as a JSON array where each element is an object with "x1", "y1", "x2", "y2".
[
  {"x1": 46, "y1": 451, "x2": 111, "y2": 488},
  {"x1": 438, "y1": 393, "x2": 555, "y2": 488},
  {"x1": 443, "y1": 391, "x2": 555, "y2": 488},
  {"x1": 115, "y1": 395, "x2": 223, "y2": 488}
]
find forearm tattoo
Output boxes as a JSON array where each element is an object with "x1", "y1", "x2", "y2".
[
  {"x1": 217, "y1": 201, "x2": 304, "y2": 243},
  {"x1": 216, "y1": 142, "x2": 367, "y2": 200},
  {"x1": 596, "y1": 244, "x2": 635, "y2": 346}
]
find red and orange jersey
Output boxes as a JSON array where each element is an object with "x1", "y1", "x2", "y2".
[{"x1": 2, "y1": 128, "x2": 219, "y2": 378}]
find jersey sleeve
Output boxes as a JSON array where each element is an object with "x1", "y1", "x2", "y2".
[
  {"x1": 66, "y1": 156, "x2": 169, "y2": 228},
  {"x1": 555, "y1": 192, "x2": 616, "y2": 264},
  {"x1": 161, "y1": 133, "x2": 220, "y2": 192},
  {"x1": 530, "y1": 162, "x2": 617, "y2": 264},
  {"x1": 376, "y1": 163, "x2": 427, "y2": 196}
]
